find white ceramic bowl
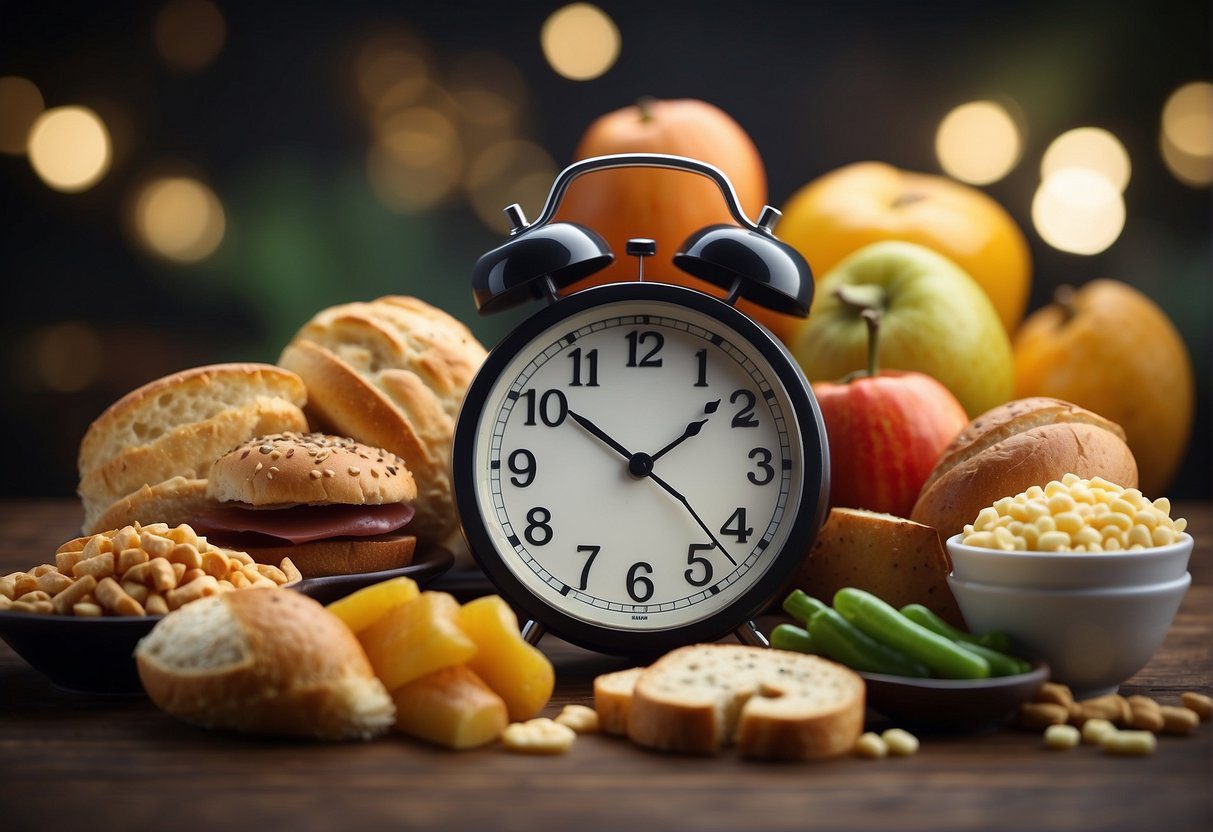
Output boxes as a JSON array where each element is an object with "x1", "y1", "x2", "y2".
[
  {"x1": 946, "y1": 533, "x2": 1193, "y2": 590},
  {"x1": 948, "y1": 572, "x2": 1190, "y2": 698}
]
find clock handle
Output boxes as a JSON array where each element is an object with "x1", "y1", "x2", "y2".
[
  {"x1": 521, "y1": 618, "x2": 546, "y2": 646},
  {"x1": 734, "y1": 620, "x2": 770, "y2": 648}
]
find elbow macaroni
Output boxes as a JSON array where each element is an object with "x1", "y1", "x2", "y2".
[{"x1": 962, "y1": 474, "x2": 1186, "y2": 553}]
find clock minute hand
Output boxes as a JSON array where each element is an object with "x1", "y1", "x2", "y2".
[
  {"x1": 567, "y1": 410, "x2": 632, "y2": 460},
  {"x1": 647, "y1": 471, "x2": 737, "y2": 566}
]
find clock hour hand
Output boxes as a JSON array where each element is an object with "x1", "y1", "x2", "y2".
[
  {"x1": 647, "y1": 471, "x2": 737, "y2": 566},
  {"x1": 567, "y1": 410, "x2": 632, "y2": 460},
  {"x1": 650, "y1": 400, "x2": 720, "y2": 464}
]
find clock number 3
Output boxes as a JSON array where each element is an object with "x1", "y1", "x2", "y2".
[{"x1": 747, "y1": 447, "x2": 774, "y2": 485}]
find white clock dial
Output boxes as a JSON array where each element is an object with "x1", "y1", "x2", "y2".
[{"x1": 471, "y1": 299, "x2": 805, "y2": 632}]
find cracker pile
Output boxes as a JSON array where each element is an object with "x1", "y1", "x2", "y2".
[{"x1": 0, "y1": 522, "x2": 299, "y2": 617}]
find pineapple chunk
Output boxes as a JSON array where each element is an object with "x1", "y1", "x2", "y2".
[
  {"x1": 457, "y1": 596, "x2": 555, "y2": 720},
  {"x1": 392, "y1": 665, "x2": 509, "y2": 750},
  {"x1": 327, "y1": 576, "x2": 419, "y2": 634},
  {"x1": 359, "y1": 591, "x2": 476, "y2": 690}
]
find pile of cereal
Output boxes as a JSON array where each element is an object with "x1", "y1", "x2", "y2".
[
  {"x1": 962, "y1": 474, "x2": 1187, "y2": 553},
  {"x1": 0, "y1": 522, "x2": 300, "y2": 616}
]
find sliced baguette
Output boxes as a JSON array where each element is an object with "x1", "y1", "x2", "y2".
[
  {"x1": 593, "y1": 667, "x2": 644, "y2": 736},
  {"x1": 86, "y1": 476, "x2": 214, "y2": 535},
  {"x1": 79, "y1": 397, "x2": 308, "y2": 523},
  {"x1": 136, "y1": 588, "x2": 394, "y2": 741},
  {"x1": 79, "y1": 364, "x2": 307, "y2": 476},
  {"x1": 791, "y1": 507, "x2": 964, "y2": 626},
  {"x1": 625, "y1": 645, "x2": 864, "y2": 760}
]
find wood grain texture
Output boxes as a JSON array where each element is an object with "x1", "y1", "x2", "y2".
[{"x1": 1, "y1": 500, "x2": 1209, "y2": 832}]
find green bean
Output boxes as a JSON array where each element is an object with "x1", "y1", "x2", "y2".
[
  {"x1": 807, "y1": 609, "x2": 930, "y2": 677},
  {"x1": 953, "y1": 642, "x2": 1032, "y2": 677},
  {"x1": 782, "y1": 590, "x2": 829, "y2": 625},
  {"x1": 834, "y1": 588, "x2": 990, "y2": 679},
  {"x1": 900, "y1": 604, "x2": 1027, "y2": 676},
  {"x1": 770, "y1": 623, "x2": 816, "y2": 654},
  {"x1": 977, "y1": 631, "x2": 1012, "y2": 652}
]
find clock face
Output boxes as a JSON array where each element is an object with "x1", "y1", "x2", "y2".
[{"x1": 461, "y1": 287, "x2": 821, "y2": 647}]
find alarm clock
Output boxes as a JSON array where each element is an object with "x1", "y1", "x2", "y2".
[{"x1": 452, "y1": 153, "x2": 829, "y2": 655}]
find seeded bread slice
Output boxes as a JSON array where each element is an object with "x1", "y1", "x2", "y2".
[
  {"x1": 624, "y1": 645, "x2": 864, "y2": 760},
  {"x1": 593, "y1": 667, "x2": 644, "y2": 736},
  {"x1": 87, "y1": 476, "x2": 214, "y2": 535}
]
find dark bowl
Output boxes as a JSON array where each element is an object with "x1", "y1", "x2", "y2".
[
  {"x1": 0, "y1": 545, "x2": 453, "y2": 696},
  {"x1": 861, "y1": 662, "x2": 1050, "y2": 733}
]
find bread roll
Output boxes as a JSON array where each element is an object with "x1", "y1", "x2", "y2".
[
  {"x1": 136, "y1": 588, "x2": 394, "y2": 740},
  {"x1": 911, "y1": 397, "x2": 1138, "y2": 539},
  {"x1": 278, "y1": 297, "x2": 486, "y2": 545},
  {"x1": 625, "y1": 645, "x2": 864, "y2": 760},
  {"x1": 78, "y1": 364, "x2": 308, "y2": 534}
]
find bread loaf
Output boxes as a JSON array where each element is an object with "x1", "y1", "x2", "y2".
[
  {"x1": 911, "y1": 397, "x2": 1138, "y2": 539},
  {"x1": 622, "y1": 645, "x2": 864, "y2": 760},
  {"x1": 136, "y1": 588, "x2": 395, "y2": 740},
  {"x1": 78, "y1": 364, "x2": 308, "y2": 533},
  {"x1": 593, "y1": 666, "x2": 643, "y2": 736},
  {"x1": 278, "y1": 296, "x2": 486, "y2": 546}
]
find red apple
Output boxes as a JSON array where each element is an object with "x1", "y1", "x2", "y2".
[{"x1": 812, "y1": 302, "x2": 968, "y2": 517}]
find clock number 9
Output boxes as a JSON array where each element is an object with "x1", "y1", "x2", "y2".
[
  {"x1": 626, "y1": 561, "x2": 654, "y2": 602},
  {"x1": 524, "y1": 507, "x2": 553, "y2": 546},
  {"x1": 507, "y1": 449, "x2": 536, "y2": 488},
  {"x1": 684, "y1": 543, "x2": 714, "y2": 587},
  {"x1": 521, "y1": 389, "x2": 567, "y2": 427},
  {"x1": 747, "y1": 447, "x2": 774, "y2": 485}
]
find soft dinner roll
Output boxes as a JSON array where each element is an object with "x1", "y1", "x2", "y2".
[
  {"x1": 278, "y1": 296, "x2": 486, "y2": 546},
  {"x1": 78, "y1": 364, "x2": 308, "y2": 533},
  {"x1": 136, "y1": 588, "x2": 395, "y2": 740},
  {"x1": 911, "y1": 397, "x2": 1138, "y2": 539}
]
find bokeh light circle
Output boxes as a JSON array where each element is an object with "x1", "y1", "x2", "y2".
[
  {"x1": 134, "y1": 177, "x2": 226, "y2": 263},
  {"x1": 1031, "y1": 168, "x2": 1125, "y2": 255},
  {"x1": 1041, "y1": 127, "x2": 1131, "y2": 192},
  {"x1": 541, "y1": 4, "x2": 621, "y2": 81},
  {"x1": 935, "y1": 100, "x2": 1021, "y2": 185},
  {"x1": 28, "y1": 106, "x2": 112, "y2": 192}
]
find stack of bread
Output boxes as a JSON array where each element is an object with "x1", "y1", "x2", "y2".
[
  {"x1": 77, "y1": 364, "x2": 308, "y2": 535},
  {"x1": 278, "y1": 296, "x2": 487, "y2": 547}
]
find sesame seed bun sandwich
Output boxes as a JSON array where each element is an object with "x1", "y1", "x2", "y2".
[{"x1": 190, "y1": 433, "x2": 418, "y2": 578}]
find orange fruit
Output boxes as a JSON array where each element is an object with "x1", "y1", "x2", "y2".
[
  {"x1": 1013, "y1": 280, "x2": 1194, "y2": 494},
  {"x1": 778, "y1": 162, "x2": 1031, "y2": 334}
]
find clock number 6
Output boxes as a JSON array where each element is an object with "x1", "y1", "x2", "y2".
[
  {"x1": 747, "y1": 447, "x2": 774, "y2": 485},
  {"x1": 684, "y1": 543, "x2": 714, "y2": 587},
  {"x1": 524, "y1": 507, "x2": 553, "y2": 546},
  {"x1": 626, "y1": 561, "x2": 654, "y2": 603}
]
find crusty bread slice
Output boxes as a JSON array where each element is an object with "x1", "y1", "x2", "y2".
[
  {"x1": 78, "y1": 397, "x2": 308, "y2": 523},
  {"x1": 593, "y1": 667, "x2": 644, "y2": 736},
  {"x1": 791, "y1": 507, "x2": 964, "y2": 626},
  {"x1": 625, "y1": 645, "x2": 864, "y2": 760},
  {"x1": 79, "y1": 364, "x2": 307, "y2": 477},
  {"x1": 136, "y1": 589, "x2": 394, "y2": 740},
  {"x1": 86, "y1": 476, "x2": 214, "y2": 535}
]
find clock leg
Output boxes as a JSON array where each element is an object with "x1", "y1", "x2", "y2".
[
  {"x1": 521, "y1": 619, "x2": 546, "y2": 646},
  {"x1": 734, "y1": 620, "x2": 769, "y2": 648}
]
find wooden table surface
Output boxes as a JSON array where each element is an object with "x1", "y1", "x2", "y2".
[{"x1": 1, "y1": 499, "x2": 1209, "y2": 832}]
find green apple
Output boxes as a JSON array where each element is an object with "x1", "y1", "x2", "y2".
[{"x1": 793, "y1": 241, "x2": 1012, "y2": 416}]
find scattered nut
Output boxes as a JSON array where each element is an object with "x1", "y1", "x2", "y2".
[
  {"x1": 1101, "y1": 730, "x2": 1156, "y2": 757},
  {"x1": 1159, "y1": 706, "x2": 1199, "y2": 736},
  {"x1": 1020, "y1": 702, "x2": 1069, "y2": 729},
  {"x1": 1081, "y1": 718, "x2": 1118, "y2": 745},
  {"x1": 881, "y1": 728, "x2": 919, "y2": 757},
  {"x1": 1033, "y1": 682, "x2": 1074, "y2": 709},
  {"x1": 1180, "y1": 692, "x2": 1212, "y2": 722},
  {"x1": 503, "y1": 718, "x2": 576, "y2": 755},
  {"x1": 1044, "y1": 724, "x2": 1080, "y2": 750},
  {"x1": 554, "y1": 704, "x2": 600, "y2": 734},
  {"x1": 854, "y1": 732, "x2": 888, "y2": 759}
]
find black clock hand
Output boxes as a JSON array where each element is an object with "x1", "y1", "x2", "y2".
[
  {"x1": 647, "y1": 471, "x2": 737, "y2": 566},
  {"x1": 567, "y1": 410, "x2": 632, "y2": 460},
  {"x1": 650, "y1": 399, "x2": 720, "y2": 464}
]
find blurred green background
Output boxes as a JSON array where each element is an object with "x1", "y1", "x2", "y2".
[{"x1": 0, "y1": 0, "x2": 1209, "y2": 497}]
